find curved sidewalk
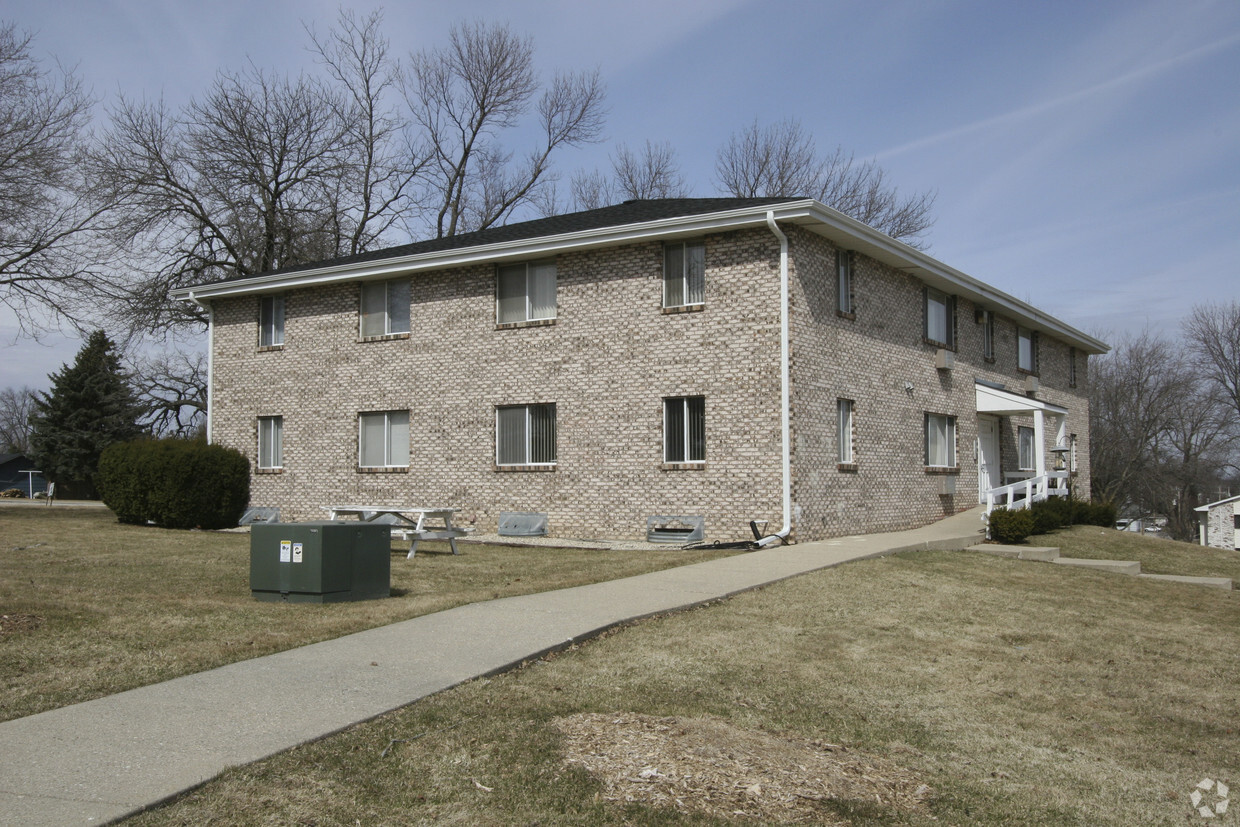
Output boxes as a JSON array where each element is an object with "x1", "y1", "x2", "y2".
[{"x1": 0, "y1": 508, "x2": 983, "y2": 825}]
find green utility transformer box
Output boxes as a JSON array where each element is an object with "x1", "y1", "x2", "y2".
[{"x1": 250, "y1": 521, "x2": 391, "y2": 602}]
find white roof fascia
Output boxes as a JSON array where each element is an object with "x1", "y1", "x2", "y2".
[
  {"x1": 173, "y1": 198, "x2": 1108, "y2": 354},
  {"x1": 171, "y1": 203, "x2": 802, "y2": 303},
  {"x1": 772, "y1": 202, "x2": 1109, "y2": 355},
  {"x1": 1193, "y1": 494, "x2": 1240, "y2": 512},
  {"x1": 975, "y1": 382, "x2": 1069, "y2": 417}
]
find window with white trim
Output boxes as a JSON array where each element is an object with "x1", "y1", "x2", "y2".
[
  {"x1": 925, "y1": 413, "x2": 956, "y2": 468},
  {"x1": 664, "y1": 396, "x2": 705, "y2": 463},
  {"x1": 360, "y1": 279, "x2": 410, "y2": 337},
  {"x1": 663, "y1": 241, "x2": 705, "y2": 308},
  {"x1": 1070, "y1": 433, "x2": 1078, "y2": 473},
  {"x1": 837, "y1": 398, "x2": 854, "y2": 464},
  {"x1": 837, "y1": 250, "x2": 853, "y2": 315},
  {"x1": 1018, "y1": 425, "x2": 1036, "y2": 471},
  {"x1": 1018, "y1": 326, "x2": 1038, "y2": 373},
  {"x1": 258, "y1": 416, "x2": 283, "y2": 469},
  {"x1": 925, "y1": 287, "x2": 955, "y2": 348},
  {"x1": 497, "y1": 261, "x2": 556, "y2": 324},
  {"x1": 358, "y1": 410, "x2": 409, "y2": 468},
  {"x1": 496, "y1": 404, "x2": 557, "y2": 466},
  {"x1": 259, "y1": 295, "x2": 285, "y2": 347}
]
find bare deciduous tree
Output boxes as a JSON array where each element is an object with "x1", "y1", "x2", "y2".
[
  {"x1": 0, "y1": 22, "x2": 120, "y2": 335},
  {"x1": 567, "y1": 169, "x2": 617, "y2": 212},
  {"x1": 1154, "y1": 379, "x2": 1237, "y2": 539},
  {"x1": 94, "y1": 70, "x2": 356, "y2": 333},
  {"x1": 306, "y1": 8, "x2": 423, "y2": 256},
  {"x1": 1090, "y1": 332, "x2": 1189, "y2": 508},
  {"x1": 611, "y1": 140, "x2": 687, "y2": 201},
  {"x1": 714, "y1": 118, "x2": 936, "y2": 247},
  {"x1": 0, "y1": 385, "x2": 36, "y2": 453},
  {"x1": 1183, "y1": 300, "x2": 1240, "y2": 421},
  {"x1": 93, "y1": 9, "x2": 418, "y2": 336},
  {"x1": 1090, "y1": 330, "x2": 1238, "y2": 540},
  {"x1": 570, "y1": 140, "x2": 688, "y2": 210},
  {"x1": 130, "y1": 350, "x2": 207, "y2": 438},
  {"x1": 406, "y1": 20, "x2": 605, "y2": 237}
]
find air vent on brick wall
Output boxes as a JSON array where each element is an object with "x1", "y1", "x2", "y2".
[
  {"x1": 498, "y1": 511, "x2": 549, "y2": 537},
  {"x1": 646, "y1": 515, "x2": 705, "y2": 543}
]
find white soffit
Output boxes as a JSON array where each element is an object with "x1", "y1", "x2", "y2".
[{"x1": 975, "y1": 383, "x2": 1069, "y2": 416}]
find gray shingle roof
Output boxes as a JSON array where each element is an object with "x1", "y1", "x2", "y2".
[{"x1": 213, "y1": 198, "x2": 802, "y2": 285}]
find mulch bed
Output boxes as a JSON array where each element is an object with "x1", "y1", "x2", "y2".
[{"x1": 554, "y1": 712, "x2": 931, "y2": 823}]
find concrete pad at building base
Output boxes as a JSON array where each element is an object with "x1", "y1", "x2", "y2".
[
  {"x1": 967, "y1": 544, "x2": 1060, "y2": 562},
  {"x1": 1137, "y1": 573, "x2": 1232, "y2": 590},
  {"x1": 1052, "y1": 557, "x2": 1141, "y2": 575}
]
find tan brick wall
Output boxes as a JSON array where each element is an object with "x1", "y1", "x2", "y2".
[
  {"x1": 785, "y1": 227, "x2": 1092, "y2": 539},
  {"x1": 211, "y1": 223, "x2": 1093, "y2": 542},
  {"x1": 212, "y1": 229, "x2": 786, "y2": 542}
]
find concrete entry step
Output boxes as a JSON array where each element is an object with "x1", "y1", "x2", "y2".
[
  {"x1": 967, "y1": 544, "x2": 1060, "y2": 562},
  {"x1": 1138, "y1": 573, "x2": 1232, "y2": 590},
  {"x1": 1053, "y1": 557, "x2": 1141, "y2": 575}
]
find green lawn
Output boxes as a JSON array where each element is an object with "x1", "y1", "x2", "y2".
[{"x1": 122, "y1": 532, "x2": 1239, "y2": 826}]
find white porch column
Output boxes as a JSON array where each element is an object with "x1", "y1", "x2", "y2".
[{"x1": 1033, "y1": 409, "x2": 1046, "y2": 478}]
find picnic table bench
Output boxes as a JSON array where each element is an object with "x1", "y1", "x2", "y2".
[{"x1": 324, "y1": 505, "x2": 468, "y2": 558}]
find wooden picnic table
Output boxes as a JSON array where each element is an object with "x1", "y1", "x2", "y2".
[{"x1": 324, "y1": 505, "x2": 466, "y2": 558}]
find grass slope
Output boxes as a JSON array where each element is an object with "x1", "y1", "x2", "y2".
[
  {"x1": 0, "y1": 507, "x2": 737, "y2": 722},
  {"x1": 125, "y1": 537, "x2": 1239, "y2": 825}
]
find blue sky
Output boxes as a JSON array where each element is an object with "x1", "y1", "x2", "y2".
[{"x1": 3, "y1": 0, "x2": 1238, "y2": 391}]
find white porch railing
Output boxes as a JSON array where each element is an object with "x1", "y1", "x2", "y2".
[{"x1": 984, "y1": 471, "x2": 1070, "y2": 517}]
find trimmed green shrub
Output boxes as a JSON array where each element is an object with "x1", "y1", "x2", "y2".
[
  {"x1": 987, "y1": 507, "x2": 1035, "y2": 544},
  {"x1": 98, "y1": 438, "x2": 250, "y2": 529},
  {"x1": 96, "y1": 441, "x2": 151, "y2": 524},
  {"x1": 1029, "y1": 496, "x2": 1073, "y2": 535}
]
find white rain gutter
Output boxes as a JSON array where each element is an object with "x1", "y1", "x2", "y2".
[
  {"x1": 756, "y1": 212, "x2": 792, "y2": 547},
  {"x1": 185, "y1": 291, "x2": 213, "y2": 444}
]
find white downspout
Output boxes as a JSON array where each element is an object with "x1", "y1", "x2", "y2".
[
  {"x1": 187, "y1": 292, "x2": 214, "y2": 444},
  {"x1": 756, "y1": 212, "x2": 792, "y2": 547}
]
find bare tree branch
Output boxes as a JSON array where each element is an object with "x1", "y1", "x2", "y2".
[
  {"x1": 405, "y1": 21, "x2": 605, "y2": 237},
  {"x1": 0, "y1": 22, "x2": 124, "y2": 336},
  {"x1": 714, "y1": 118, "x2": 936, "y2": 247},
  {"x1": 570, "y1": 140, "x2": 687, "y2": 210},
  {"x1": 1089, "y1": 330, "x2": 1238, "y2": 539},
  {"x1": 129, "y1": 349, "x2": 207, "y2": 437},
  {"x1": 306, "y1": 8, "x2": 423, "y2": 255},
  {"x1": 1183, "y1": 300, "x2": 1240, "y2": 421},
  {"x1": 91, "y1": 10, "x2": 418, "y2": 338},
  {"x1": 0, "y1": 385, "x2": 36, "y2": 453}
]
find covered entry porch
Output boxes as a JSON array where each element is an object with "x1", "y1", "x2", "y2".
[{"x1": 975, "y1": 381, "x2": 1070, "y2": 515}]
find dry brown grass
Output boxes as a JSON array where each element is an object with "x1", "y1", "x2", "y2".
[
  {"x1": 1049, "y1": 524, "x2": 1240, "y2": 580},
  {"x1": 0, "y1": 506, "x2": 737, "y2": 722},
  {"x1": 126, "y1": 538, "x2": 1240, "y2": 826}
]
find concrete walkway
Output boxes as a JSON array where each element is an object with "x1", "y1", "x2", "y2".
[{"x1": 0, "y1": 508, "x2": 985, "y2": 826}]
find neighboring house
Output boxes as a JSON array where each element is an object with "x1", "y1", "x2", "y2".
[
  {"x1": 0, "y1": 454, "x2": 46, "y2": 497},
  {"x1": 173, "y1": 198, "x2": 1107, "y2": 543},
  {"x1": 1195, "y1": 495, "x2": 1240, "y2": 550}
]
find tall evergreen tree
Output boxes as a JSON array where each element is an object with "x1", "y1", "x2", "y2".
[{"x1": 29, "y1": 331, "x2": 145, "y2": 498}]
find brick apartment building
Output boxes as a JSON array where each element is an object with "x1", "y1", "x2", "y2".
[{"x1": 174, "y1": 198, "x2": 1107, "y2": 543}]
